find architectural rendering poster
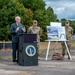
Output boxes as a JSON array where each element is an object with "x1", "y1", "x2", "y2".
[{"x1": 47, "y1": 26, "x2": 66, "y2": 41}]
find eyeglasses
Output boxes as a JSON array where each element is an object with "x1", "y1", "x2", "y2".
[{"x1": 34, "y1": 22, "x2": 37, "y2": 23}]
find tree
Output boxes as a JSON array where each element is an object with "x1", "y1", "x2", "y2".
[
  {"x1": 24, "y1": 8, "x2": 33, "y2": 31},
  {"x1": 69, "y1": 21, "x2": 75, "y2": 34},
  {"x1": 0, "y1": 0, "x2": 27, "y2": 40},
  {"x1": 46, "y1": 7, "x2": 57, "y2": 25},
  {"x1": 61, "y1": 19, "x2": 75, "y2": 34},
  {"x1": 34, "y1": 9, "x2": 49, "y2": 41},
  {"x1": 61, "y1": 18, "x2": 67, "y2": 26},
  {"x1": 0, "y1": 0, "x2": 58, "y2": 41},
  {"x1": 18, "y1": 0, "x2": 58, "y2": 41},
  {"x1": 18, "y1": 0, "x2": 46, "y2": 12}
]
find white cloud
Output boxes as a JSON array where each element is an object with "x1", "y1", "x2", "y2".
[
  {"x1": 44, "y1": 0, "x2": 75, "y2": 20},
  {"x1": 55, "y1": 7, "x2": 65, "y2": 14}
]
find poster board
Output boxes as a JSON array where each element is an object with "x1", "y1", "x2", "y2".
[
  {"x1": 47, "y1": 26, "x2": 66, "y2": 41},
  {"x1": 50, "y1": 22, "x2": 61, "y2": 27}
]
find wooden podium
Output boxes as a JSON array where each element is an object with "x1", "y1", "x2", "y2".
[{"x1": 18, "y1": 34, "x2": 38, "y2": 66}]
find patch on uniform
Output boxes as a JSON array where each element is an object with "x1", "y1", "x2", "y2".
[{"x1": 25, "y1": 45, "x2": 36, "y2": 57}]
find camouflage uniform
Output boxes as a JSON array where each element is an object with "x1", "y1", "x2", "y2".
[
  {"x1": 61, "y1": 26, "x2": 73, "y2": 58},
  {"x1": 27, "y1": 26, "x2": 42, "y2": 55}
]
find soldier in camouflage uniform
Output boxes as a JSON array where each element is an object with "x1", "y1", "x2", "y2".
[
  {"x1": 27, "y1": 20, "x2": 42, "y2": 56},
  {"x1": 61, "y1": 21, "x2": 73, "y2": 59}
]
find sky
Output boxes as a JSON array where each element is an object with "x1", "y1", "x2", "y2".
[{"x1": 43, "y1": 0, "x2": 75, "y2": 20}]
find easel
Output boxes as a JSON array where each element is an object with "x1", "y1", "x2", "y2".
[{"x1": 45, "y1": 40, "x2": 72, "y2": 60}]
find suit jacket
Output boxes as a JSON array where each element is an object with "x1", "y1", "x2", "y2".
[{"x1": 10, "y1": 23, "x2": 25, "y2": 43}]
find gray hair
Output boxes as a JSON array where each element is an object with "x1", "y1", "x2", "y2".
[{"x1": 15, "y1": 16, "x2": 21, "y2": 21}]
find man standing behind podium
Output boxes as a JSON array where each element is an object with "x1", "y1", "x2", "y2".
[
  {"x1": 27, "y1": 20, "x2": 42, "y2": 58},
  {"x1": 10, "y1": 16, "x2": 26, "y2": 64}
]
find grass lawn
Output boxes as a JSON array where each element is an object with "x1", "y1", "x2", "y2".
[{"x1": 39, "y1": 40, "x2": 75, "y2": 55}]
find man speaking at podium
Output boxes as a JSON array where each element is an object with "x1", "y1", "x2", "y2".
[
  {"x1": 10, "y1": 16, "x2": 26, "y2": 64},
  {"x1": 28, "y1": 20, "x2": 42, "y2": 59}
]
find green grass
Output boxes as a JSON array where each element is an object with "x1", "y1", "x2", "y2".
[{"x1": 0, "y1": 57, "x2": 3, "y2": 60}]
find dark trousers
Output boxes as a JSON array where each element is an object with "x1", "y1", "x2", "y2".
[{"x1": 12, "y1": 42, "x2": 19, "y2": 62}]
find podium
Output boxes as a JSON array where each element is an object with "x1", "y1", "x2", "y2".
[{"x1": 18, "y1": 34, "x2": 38, "y2": 66}]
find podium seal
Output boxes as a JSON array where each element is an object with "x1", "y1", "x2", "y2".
[{"x1": 25, "y1": 45, "x2": 36, "y2": 57}]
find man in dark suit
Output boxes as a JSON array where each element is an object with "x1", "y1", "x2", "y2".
[{"x1": 10, "y1": 16, "x2": 26, "y2": 64}]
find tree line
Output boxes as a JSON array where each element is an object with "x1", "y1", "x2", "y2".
[{"x1": 0, "y1": 0, "x2": 75, "y2": 41}]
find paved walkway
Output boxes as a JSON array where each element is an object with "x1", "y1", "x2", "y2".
[{"x1": 0, "y1": 55, "x2": 75, "y2": 75}]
